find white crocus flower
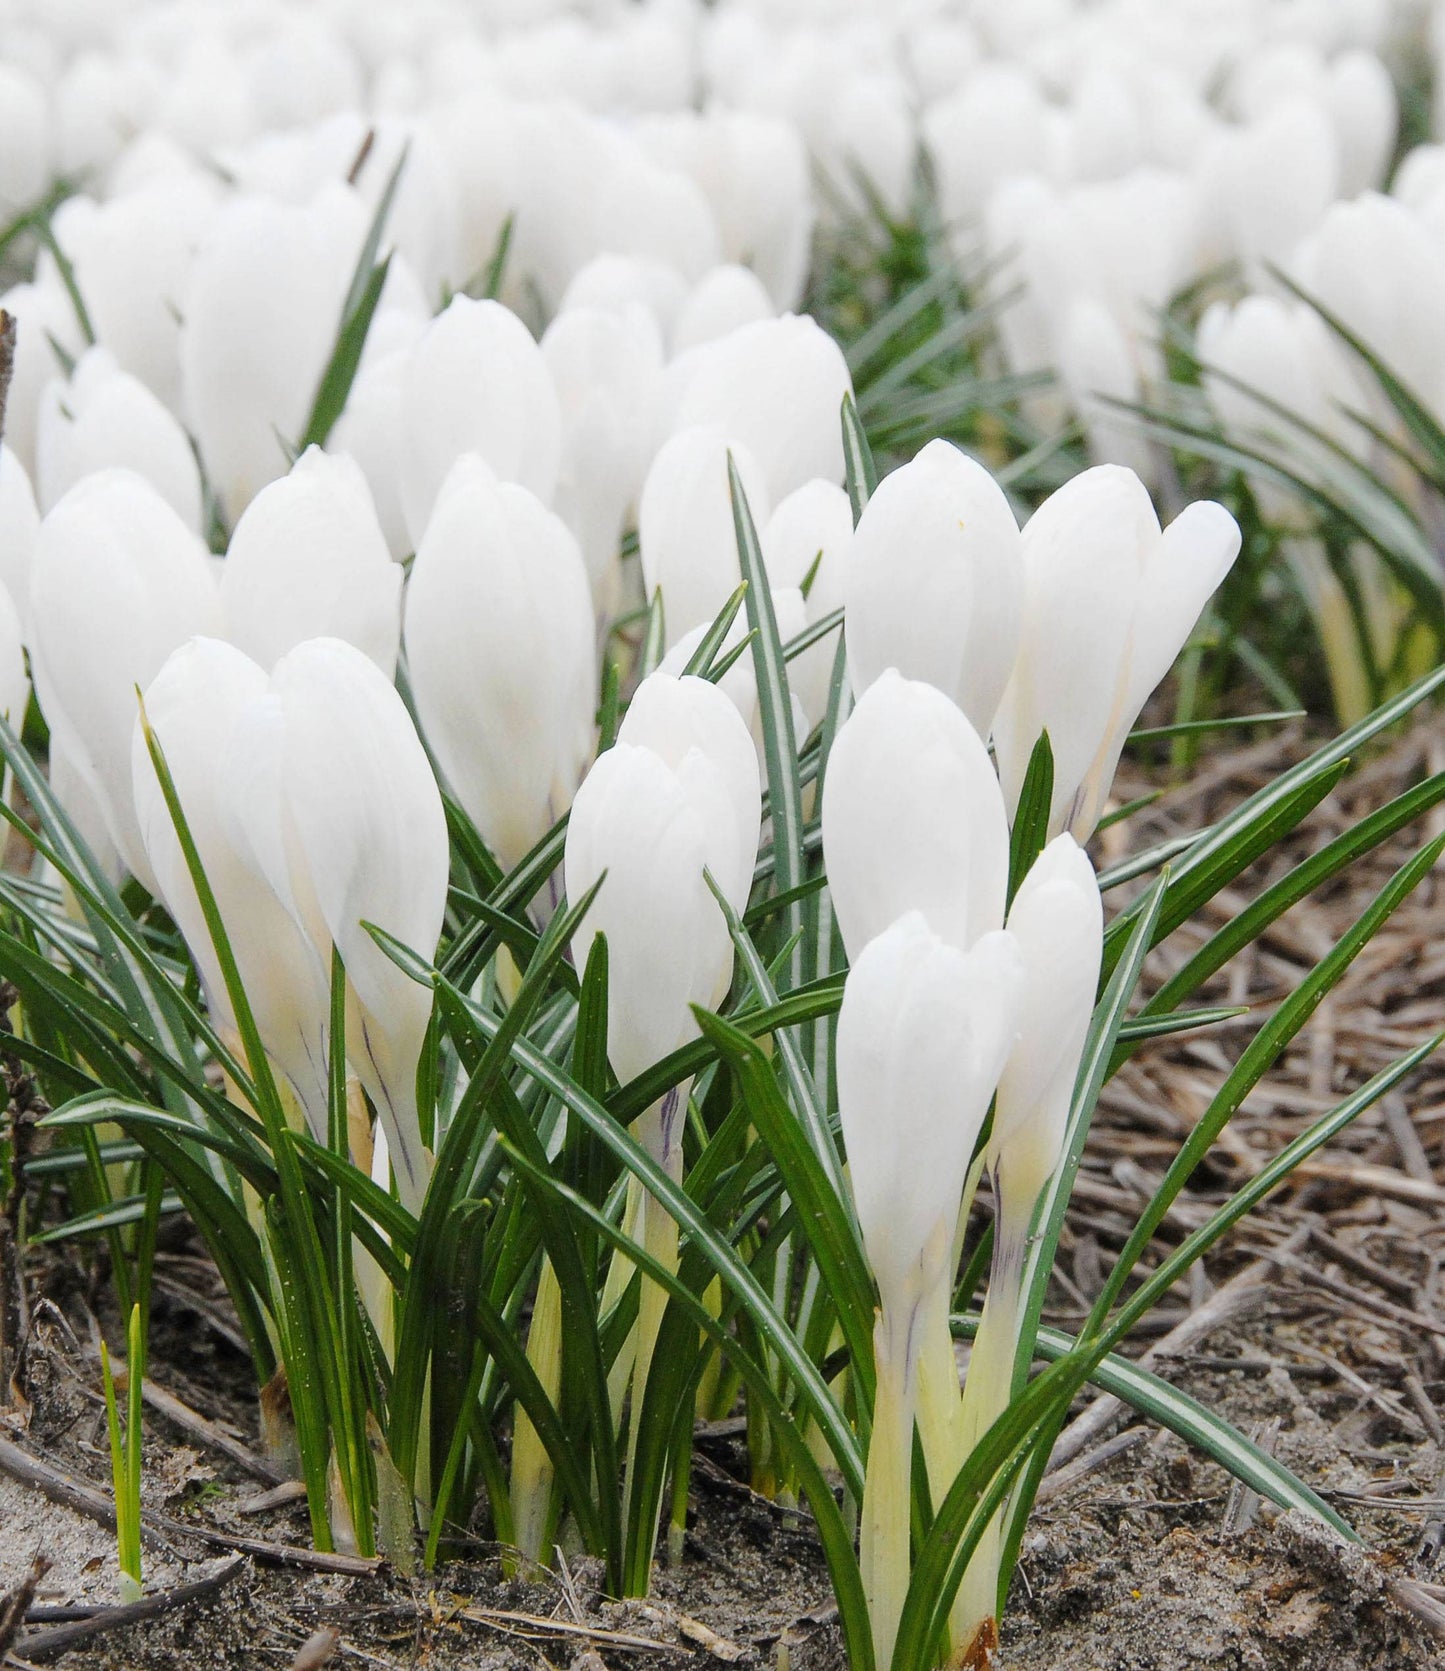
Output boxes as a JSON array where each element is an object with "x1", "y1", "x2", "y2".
[
  {"x1": 993, "y1": 465, "x2": 1240, "y2": 841},
  {"x1": 405, "y1": 456, "x2": 597, "y2": 876},
  {"x1": 220, "y1": 447, "x2": 401, "y2": 677},
  {"x1": 843, "y1": 439, "x2": 1025, "y2": 737}
]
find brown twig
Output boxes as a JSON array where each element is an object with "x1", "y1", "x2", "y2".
[
  {"x1": 459, "y1": 1605, "x2": 670, "y2": 1654},
  {"x1": 0, "y1": 1434, "x2": 174, "y2": 1553},
  {"x1": 0, "y1": 1433, "x2": 376, "y2": 1575},
  {"x1": 0, "y1": 1558, "x2": 48, "y2": 1660}
]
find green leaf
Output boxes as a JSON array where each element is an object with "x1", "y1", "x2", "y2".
[
  {"x1": 503, "y1": 1145, "x2": 874, "y2": 1671},
  {"x1": 1006, "y1": 730, "x2": 1053, "y2": 907},
  {"x1": 842, "y1": 391, "x2": 878, "y2": 524},
  {"x1": 298, "y1": 251, "x2": 391, "y2": 451}
]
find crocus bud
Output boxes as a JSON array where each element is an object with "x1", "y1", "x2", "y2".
[
  {"x1": 822, "y1": 670, "x2": 1009, "y2": 963},
  {"x1": 1056, "y1": 296, "x2": 1153, "y2": 482},
  {"x1": 225, "y1": 637, "x2": 449, "y2": 1210},
  {"x1": 1328, "y1": 49, "x2": 1397, "y2": 198},
  {"x1": 564, "y1": 672, "x2": 760, "y2": 1096},
  {"x1": 50, "y1": 741, "x2": 124, "y2": 885},
  {"x1": 669, "y1": 315, "x2": 852, "y2": 502},
  {"x1": 0, "y1": 447, "x2": 39, "y2": 641},
  {"x1": 0, "y1": 64, "x2": 52, "y2": 219},
  {"x1": 557, "y1": 253, "x2": 689, "y2": 341},
  {"x1": 397, "y1": 295, "x2": 562, "y2": 547},
  {"x1": 220, "y1": 448, "x2": 401, "y2": 676},
  {"x1": 844, "y1": 439, "x2": 1024, "y2": 737},
  {"x1": 405, "y1": 458, "x2": 597, "y2": 873},
  {"x1": 837, "y1": 914, "x2": 1024, "y2": 1319},
  {"x1": 540, "y1": 305, "x2": 664, "y2": 611},
  {"x1": 328, "y1": 350, "x2": 412, "y2": 559},
  {"x1": 638, "y1": 426, "x2": 770, "y2": 647},
  {"x1": 180, "y1": 184, "x2": 363, "y2": 523},
  {"x1": 990, "y1": 835, "x2": 1102, "y2": 1209},
  {"x1": 635, "y1": 110, "x2": 812, "y2": 314},
  {"x1": 132, "y1": 638, "x2": 332, "y2": 1129},
  {"x1": 1197, "y1": 98, "x2": 1339, "y2": 274},
  {"x1": 36, "y1": 347, "x2": 204, "y2": 530},
  {"x1": 50, "y1": 174, "x2": 218, "y2": 417},
  {"x1": 923, "y1": 64, "x2": 1052, "y2": 229},
  {"x1": 672, "y1": 264, "x2": 775, "y2": 353},
  {"x1": 29, "y1": 470, "x2": 223, "y2": 888},
  {"x1": 1196, "y1": 294, "x2": 1369, "y2": 520},
  {"x1": 659, "y1": 585, "x2": 809, "y2": 753},
  {"x1": 993, "y1": 465, "x2": 1241, "y2": 841},
  {"x1": 1289, "y1": 194, "x2": 1445, "y2": 426},
  {"x1": 762, "y1": 479, "x2": 852, "y2": 726}
]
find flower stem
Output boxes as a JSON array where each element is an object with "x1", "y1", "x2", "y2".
[
  {"x1": 861, "y1": 1306, "x2": 918, "y2": 1671},
  {"x1": 953, "y1": 1198, "x2": 1029, "y2": 1655}
]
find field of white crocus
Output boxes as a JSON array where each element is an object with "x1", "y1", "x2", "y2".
[{"x1": 0, "y1": 1, "x2": 1443, "y2": 1668}]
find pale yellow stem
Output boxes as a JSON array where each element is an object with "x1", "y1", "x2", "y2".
[
  {"x1": 953, "y1": 1202, "x2": 1028, "y2": 1658},
  {"x1": 511, "y1": 1257, "x2": 564, "y2": 1564},
  {"x1": 861, "y1": 1307, "x2": 918, "y2": 1671}
]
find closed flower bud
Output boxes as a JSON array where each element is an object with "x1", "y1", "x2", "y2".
[
  {"x1": 405, "y1": 458, "x2": 597, "y2": 873},
  {"x1": 837, "y1": 915, "x2": 1023, "y2": 1318},
  {"x1": 1290, "y1": 193, "x2": 1445, "y2": 427},
  {"x1": 990, "y1": 835, "x2": 1102, "y2": 1208},
  {"x1": 1197, "y1": 294, "x2": 1369, "y2": 519},
  {"x1": 669, "y1": 315, "x2": 852, "y2": 503},
  {"x1": 50, "y1": 174, "x2": 218, "y2": 417},
  {"x1": 36, "y1": 347, "x2": 203, "y2": 530},
  {"x1": 564, "y1": 672, "x2": 760, "y2": 1094},
  {"x1": 993, "y1": 465, "x2": 1241, "y2": 841},
  {"x1": 762, "y1": 479, "x2": 852, "y2": 729},
  {"x1": 659, "y1": 585, "x2": 809, "y2": 754},
  {"x1": 0, "y1": 64, "x2": 52, "y2": 220},
  {"x1": 540, "y1": 305, "x2": 664, "y2": 611},
  {"x1": 328, "y1": 349, "x2": 413, "y2": 559},
  {"x1": 557, "y1": 253, "x2": 689, "y2": 341},
  {"x1": 398, "y1": 295, "x2": 562, "y2": 548},
  {"x1": 672, "y1": 263, "x2": 776, "y2": 352},
  {"x1": 29, "y1": 470, "x2": 223, "y2": 889},
  {"x1": 823, "y1": 670, "x2": 1009, "y2": 963},
  {"x1": 844, "y1": 438, "x2": 1024, "y2": 737},
  {"x1": 225, "y1": 638, "x2": 448, "y2": 1210},
  {"x1": 221, "y1": 447, "x2": 401, "y2": 676},
  {"x1": 132, "y1": 638, "x2": 332, "y2": 1128},
  {"x1": 181, "y1": 184, "x2": 364, "y2": 523},
  {"x1": 638, "y1": 426, "x2": 771, "y2": 647}
]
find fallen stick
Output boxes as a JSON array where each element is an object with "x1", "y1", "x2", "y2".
[
  {"x1": 142, "y1": 1511, "x2": 382, "y2": 1576},
  {"x1": 0, "y1": 1434, "x2": 378, "y2": 1576},
  {"x1": 0, "y1": 1436, "x2": 172, "y2": 1553},
  {"x1": 460, "y1": 1606, "x2": 670, "y2": 1654},
  {"x1": 13, "y1": 1557, "x2": 244, "y2": 1660},
  {"x1": 0, "y1": 1558, "x2": 48, "y2": 1660},
  {"x1": 1034, "y1": 1426, "x2": 1147, "y2": 1506},
  {"x1": 137, "y1": 1376, "x2": 288, "y2": 1486}
]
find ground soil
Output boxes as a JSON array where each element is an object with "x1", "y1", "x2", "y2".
[{"x1": 2, "y1": 716, "x2": 1445, "y2": 1670}]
